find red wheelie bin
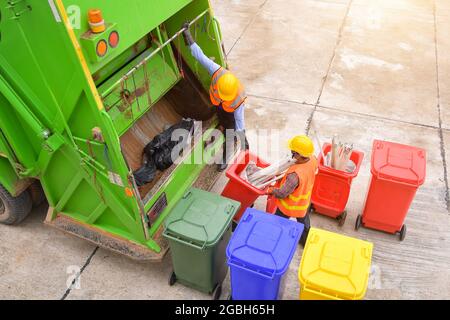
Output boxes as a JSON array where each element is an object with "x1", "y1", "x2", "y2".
[
  {"x1": 266, "y1": 193, "x2": 278, "y2": 214},
  {"x1": 310, "y1": 143, "x2": 364, "y2": 226},
  {"x1": 356, "y1": 140, "x2": 426, "y2": 241},
  {"x1": 221, "y1": 151, "x2": 271, "y2": 223},
  {"x1": 266, "y1": 178, "x2": 281, "y2": 214}
]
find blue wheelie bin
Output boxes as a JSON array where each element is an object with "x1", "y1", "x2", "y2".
[{"x1": 226, "y1": 208, "x2": 303, "y2": 300}]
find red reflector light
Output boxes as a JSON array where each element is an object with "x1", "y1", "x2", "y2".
[{"x1": 109, "y1": 31, "x2": 120, "y2": 48}]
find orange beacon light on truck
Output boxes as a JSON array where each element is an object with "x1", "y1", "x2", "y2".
[{"x1": 88, "y1": 9, "x2": 106, "y2": 33}]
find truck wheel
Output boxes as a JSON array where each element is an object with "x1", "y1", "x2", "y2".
[
  {"x1": 28, "y1": 180, "x2": 46, "y2": 206},
  {"x1": 0, "y1": 184, "x2": 33, "y2": 225}
]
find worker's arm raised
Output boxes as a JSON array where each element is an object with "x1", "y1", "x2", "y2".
[
  {"x1": 189, "y1": 43, "x2": 221, "y2": 76},
  {"x1": 182, "y1": 23, "x2": 221, "y2": 76}
]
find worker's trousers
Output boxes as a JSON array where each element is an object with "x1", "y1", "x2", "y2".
[
  {"x1": 275, "y1": 208, "x2": 311, "y2": 247},
  {"x1": 217, "y1": 107, "x2": 249, "y2": 165}
]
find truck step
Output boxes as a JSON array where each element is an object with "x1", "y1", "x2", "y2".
[{"x1": 45, "y1": 209, "x2": 167, "y2": 262}]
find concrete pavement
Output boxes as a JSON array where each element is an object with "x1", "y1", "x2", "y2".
[{"x1": 1, "y1": 0, "x2": 449, "y2": 299}]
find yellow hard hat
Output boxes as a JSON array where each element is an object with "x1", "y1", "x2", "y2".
[
  {"x1": 218, "y1": 73, "x2": 240, "y2": 101},
  {"x1": 288, "y1": 135, "x2": 315, "y2": 158}
]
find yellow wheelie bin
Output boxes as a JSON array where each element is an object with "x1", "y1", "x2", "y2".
[{"x1": 298, "y1": 228, "x2": 373, "y2": 300}]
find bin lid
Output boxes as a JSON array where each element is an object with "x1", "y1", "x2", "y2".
[
  {"x1": 371, "y1": 140, "x2": 426, "y2": 186},
  {"x1": 163, "y1": 188, "x2": 240, "y2": 248},
  {"x1": 298, "y1": 228, "x2": 373, "y2": 300},
  {"x1": 226, "y1": 208, "x2": 303, "y2": 277}
]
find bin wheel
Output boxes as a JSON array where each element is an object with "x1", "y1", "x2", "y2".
[
  {"x1": 399, "y1": 225, "x2": 407, "y2": 242},
  {"x1": 309, "y1": 204, "x2": 315, "y2": 214},
  {"x1": 337, "y1": 211, "x2": 347, "y2": 227},
  {"x1": 212, "y1": 284, "x2": 222, "y2": 300},
  {"x1": 232, "y1": 221, "x2": 238, "y2": 232},
  {"x1": 355, "y1": 214, "x2": 362, "y2": 231},
  {"x1": 168, "y1": 271, "x2": 177, "y2": 286}
]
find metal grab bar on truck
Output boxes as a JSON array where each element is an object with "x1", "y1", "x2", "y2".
[{"x1": 101, "y1": 9, "x2": 210, "y2": 98}]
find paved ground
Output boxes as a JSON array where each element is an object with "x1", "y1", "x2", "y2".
[{"x1": 1, "y1": 0, "x2": 450, "y2": 300}]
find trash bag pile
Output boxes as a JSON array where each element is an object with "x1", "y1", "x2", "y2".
[
  {"x1": 133, "y1": 160, "x2": 157, "y2": 187},
  {"x1": 133, "y1": 119, "x2": 194, "y2": 187}
]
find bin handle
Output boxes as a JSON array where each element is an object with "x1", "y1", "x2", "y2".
[
  {"x1": 164, "y1": 231, "x2": 207, "y2": 250},
  {"x1": 226, "y1": 204, "x2": 236, "y2": 215},
  {"x1": 289, "y1": 226, "x2": 301, "y2": 239},
  {"x1": 182, "y1": 191, "x2": 193, "y2": 200},
  {"x1": 228, "y1": 259, "x2": 275, "y2": 280},
  {"x1": 242, "y1": 213, "x2": 253, "y2": 223},
  {"x1": 376, "y1": 172, "x2": 422, "y2": 188}
]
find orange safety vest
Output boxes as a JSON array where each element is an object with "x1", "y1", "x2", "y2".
[
  {"x1": 210, "y1": 67, "x2": 246, "y2": 113},
  {"x1": 276, "y1": 157, "x2": 318, "y2": 218}
]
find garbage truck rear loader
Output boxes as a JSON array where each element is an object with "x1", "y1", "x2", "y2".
[{"x1": 0, "y1": 0, "x2": 228, "y2": 261}]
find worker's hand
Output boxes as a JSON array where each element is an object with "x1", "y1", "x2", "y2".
[
  {"x1": 182, "y1": 22, "x2": 195, "y2": 47},
  {"x1": 267, "y1": 187, "x2": 274, "y2": 195}
]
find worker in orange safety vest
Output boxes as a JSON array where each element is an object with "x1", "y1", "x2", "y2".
[
  {"x1": 267, "y1": 135, "x2": 318, "y2": 246},
  {"x1": 182, "y1": 22, "x2": 249, "y2": 172}
]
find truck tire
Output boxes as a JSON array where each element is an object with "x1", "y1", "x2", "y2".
[
  {"x1": 0, "y1": 184, "x2": 33, "y2": 225},
  {"x1": 28, "y1": 180, "x2": 46, "y2": 206}
]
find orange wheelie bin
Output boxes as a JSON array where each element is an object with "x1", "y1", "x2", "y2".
[{"x1": 356, "y1": 140, "x2": 426, "y2": 241}]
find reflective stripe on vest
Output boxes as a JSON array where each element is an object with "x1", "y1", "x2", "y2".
[
  {"x1": 288, "y1": 191, "x2": 312, "y2": 202},
  {"x1": 276, "y1": 158, "x2": 318, "y2": 218},
  {"x1": 223, "y1": 91, "x2": 246, "y2": 110},
  {"x1": 210, "y1": 68, "x2": 228, "y2": 106},
  {"x1": 279, "y1": 199, "x2": 310, "y2": 212},
  {"x1": 221, "y1": 90, "x2": 246, "y2": 113},
  {"x1": 209, "y1": 67, "x2": 246, "y2": 112}
]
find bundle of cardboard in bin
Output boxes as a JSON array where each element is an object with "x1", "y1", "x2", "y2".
[
  {"x1": 323, "y1": 135, "x2": 356, "y2": 173},
  {"x1": 241, "y1": 156, "x2": 296, "y2": 190},
  {"x1": 241, "y1": 135, "x2": 357, "y2": 191}
]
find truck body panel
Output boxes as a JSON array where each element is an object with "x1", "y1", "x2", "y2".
[{"x1": 0, "y1": 0, "x2": 227, "y2": 260}]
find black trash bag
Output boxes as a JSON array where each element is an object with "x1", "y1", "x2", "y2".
[
  {"x1": 144, "y1": 119, "x2": 194, "y2": 160},
  {"x1": 154, "y1": 145, "x2": 176, "y2": 171},
  {"x1": 155, "y1": 143, "x2": 184, "y2": 171},
  {"x1": 135, "y1": 119, "x2": 194, "y2": 185},
  {"x1": 133, "y1": 158, "x2": 157, "y2": 187},
  {"x1": 145, "y1": 119, "x2": 194, "y2": 171}
]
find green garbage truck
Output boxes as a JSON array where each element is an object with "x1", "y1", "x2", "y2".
[{"x1": 0, "y1": 0, "x2": 229, "y2": 261}]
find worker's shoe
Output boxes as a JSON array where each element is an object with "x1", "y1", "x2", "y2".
[
  {"x1": 218, "y1": 141, "x2": 230, "y2": 172},
  {"x1": 217, "y1": 162, "x2": 228, "y2": 172},
  {"x1": 218, "y1": 149, "x2": 229, "y2": 172},
  {"x1": 244, "y1": 136, "x2": 250, "y2": 151},
  {"x1": 182, "y1": 22, "x2": 195, "y2": 46}
]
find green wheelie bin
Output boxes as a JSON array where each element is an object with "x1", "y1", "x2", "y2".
[{"x1": 163, "y1": 188, "x2": 240, "y2": 299}]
